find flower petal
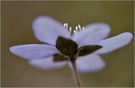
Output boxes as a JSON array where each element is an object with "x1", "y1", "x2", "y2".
[
  {"x1": 72, "y1": 23, "x2": 110, "y2": 47},
  {"x1": 94, "y1": 32, "x2": 133, "y2": 54},
  {"x1": 69, "y1": 54, "x2": 105, "y2": 73},
  {"x1": 32, "y1": 16, "x2": 70, "y2": 45},
  {"x1": 29, "y1": 56, "x2": 67, "y2": 70},
  {"x1": 9, "y1": 44, "x2": 58, "y2": 60}
]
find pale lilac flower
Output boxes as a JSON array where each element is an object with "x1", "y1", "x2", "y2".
[{"x1": 9, "y1": 16, "x2": 133, "y2": 73}]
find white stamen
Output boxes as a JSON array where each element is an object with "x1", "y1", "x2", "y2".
[
  {"x1": 74, "y1": 30, "x2": 77, "y2": 33},
  {"x1": 69, "y1": 27, "x2": 72, "y2": 34},
  {"x1": 64, "y1": 23, "x2": 68, "y2": 29},
  {"x1": 75, "y1": 26, "x2": 78, "y2": 31},
  {"x1": 78, "y1": 24, "x2": 81, "y2": 30},
  {"x1": 63, "y1": 23, "x2": 85, "y2": 34}
]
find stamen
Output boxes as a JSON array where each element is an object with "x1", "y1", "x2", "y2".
[
  {"x1": 63, "y1": 23, "x2": 85, "y2": 34},
  {"x1": 64, "y1": 23, "x2": 68, "y2": 29},
  {"x1": 75, "y1": 26, "x2": 78, "y2": 31},
  {"x1": 69, "y1": 27, "x2": 72, "y2": 34},
  {"x1": 78, "y1": 24, "x2": 81, "y2": 30},
  {"x1": 74, "y1": 30, "x2": 77, "y2": 33},
  {"x1": 75, "y1": 26, "x2": 78, "y2": 30}
]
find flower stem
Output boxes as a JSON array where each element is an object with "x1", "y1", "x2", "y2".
[{"x1": 71, "y1": 60, "x2": 82, "y2": 87}]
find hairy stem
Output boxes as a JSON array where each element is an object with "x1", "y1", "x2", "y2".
[{"x1": 71, "y1": 60, "x2": 82, "y2": 87}]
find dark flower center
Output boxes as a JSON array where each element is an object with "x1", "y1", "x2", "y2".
[{"x1": 54, "y1": 36, "x2": 102, "y2": 62}]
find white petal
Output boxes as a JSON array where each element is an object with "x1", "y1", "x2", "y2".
[
  {"x1": 29, "y1": 56, "x2": 67, "y2": 70},
  {"x1": 32, "y1": 16, "x2": 70, "y2": 45},
  {"x1": 69, "y1": 54, "x2": 105, "y2": 73},
  {"x1": 72, "y1": 23, "x2": 110, "y2": 47},
  {"x1": 9, "y1": 44, "x2": 58, "y2": 60},
  {"x1": 94, "y1": 32, "x2": 133, "y2": 54}
]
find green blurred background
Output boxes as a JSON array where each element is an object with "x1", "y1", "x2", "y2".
[{"x1": 1, "y1": 1, "x2": 134, "y2": 87}]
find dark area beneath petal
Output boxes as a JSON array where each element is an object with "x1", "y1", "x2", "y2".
[
  {"x1": 53, "y1": 53, "x2": 68, "y2": 62},
  {"x1": 56, "y1": 36, "x2": 78, "y2": 58},
  {"x1": 78, "y1": 45, "x2": 102, "y2": 56}
]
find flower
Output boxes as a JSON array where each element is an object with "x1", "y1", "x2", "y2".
[{"x1": 9, "y1": 16, "x2": 133, "y2": 73}]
